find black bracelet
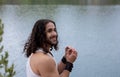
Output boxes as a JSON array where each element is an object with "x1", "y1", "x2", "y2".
[
  {"x1": 65, "y1": 62, "x2": 73, "y2": 72},
  {"x1": 61, "y1": 56, "x2": 67, "y2": 64}
]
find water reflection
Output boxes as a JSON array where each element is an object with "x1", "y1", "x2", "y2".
[{"x1": 0, "y1": 5, "x2": 120, "y2": 77}]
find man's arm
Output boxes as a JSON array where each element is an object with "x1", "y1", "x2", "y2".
[
  {"x1": 58, "y1": 60, "x2": 66, "y2": 74},
  {"x1": 38, "y1": 46, "x2": 77, "y2": 77},
  {"x1": 38, "y1": 56, "x2": 70, "y2": 77},
  {"x1": 58, "y1": 46, "x2": 78, "y2": 74}
]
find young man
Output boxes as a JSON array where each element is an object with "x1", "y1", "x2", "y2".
[{"x1": 24, "y1": 19, "x2": 78, "y2": 77}]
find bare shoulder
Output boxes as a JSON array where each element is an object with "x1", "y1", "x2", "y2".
[
  {"x1": 38, "y1": 53, "x2": 56, "y2": 66},
  {"x1": 34, "y1": 53, "x2": 59, "y2": 77},
  {"x1": 32, "y1": 52, "x2": 56, "y2": 69},
  {"x1": 30, "y1": 52, "x2": 54, "y2": 66}
]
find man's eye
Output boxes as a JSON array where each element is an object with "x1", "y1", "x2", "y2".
[{"x1": 48, "y1": 29, "x2": 52, "y2": 32}]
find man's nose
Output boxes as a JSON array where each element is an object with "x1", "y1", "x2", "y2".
[{"x1": 52, "y1": 31, "x2": 57, "y2": 36}]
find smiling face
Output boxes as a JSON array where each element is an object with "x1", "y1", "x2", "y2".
[{"x1": 45, "y1": 22, "x2": 58, "y2": 46}]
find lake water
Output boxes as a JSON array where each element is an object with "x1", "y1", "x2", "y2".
[{"x1": 0, "y1": 5, "x2": 120, "y2": 77}]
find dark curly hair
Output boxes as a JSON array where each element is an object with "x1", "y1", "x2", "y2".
[{"x1": 23, "y1": 19, "x2": 58, "y2": 57}]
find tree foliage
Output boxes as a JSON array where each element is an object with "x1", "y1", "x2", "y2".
[{"x1": 0, "y1": 19, "x2": 16, "y2": 77}]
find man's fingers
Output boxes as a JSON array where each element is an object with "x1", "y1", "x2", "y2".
[{"x1": 65, "y1": 46, "x2": 78, "y2": 56}]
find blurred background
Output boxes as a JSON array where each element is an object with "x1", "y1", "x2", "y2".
[
  {"x1": 0, "y1": 0, "x2": 120, "y2": 5},
  {"x1": 0, "y1": 0, "x2": 120, "y2": 77}
]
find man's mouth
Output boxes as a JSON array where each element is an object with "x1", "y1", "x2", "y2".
[
  {"x1": 50, "y1": 36, "x2": 56, "y2": 40},
  {"x1": 52, "y1": 37, "x2": 56, "y2": 41}
]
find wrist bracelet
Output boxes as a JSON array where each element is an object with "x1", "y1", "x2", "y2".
[
  {"x1": 61, "y1": 56, "x2": 67, "y2": 64},
  {"x1": 65, "y1": 62, "x2": 73, "y2": 72}
]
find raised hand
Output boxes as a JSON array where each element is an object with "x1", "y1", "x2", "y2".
[{"x1": 65, "y1": 46, "x2": 78, "y2": 63}]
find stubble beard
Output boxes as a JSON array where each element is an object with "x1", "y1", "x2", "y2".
[{"x1": 46, "y1": 36, "x2": 58, "y2": 47}]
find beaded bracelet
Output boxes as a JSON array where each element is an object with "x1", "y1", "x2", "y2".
[
  {"x1": 61, "y1": 56, "x2": 67, "y2": 64},
  {"x1": 65, "y1": 62, "x2": 73, "y2": 72}
]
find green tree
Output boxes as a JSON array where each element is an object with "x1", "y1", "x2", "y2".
[{"x1": 0, "y1": 19, "x2": 16, "y2": 77}]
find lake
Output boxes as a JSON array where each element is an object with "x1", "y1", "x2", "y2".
[{"x1": 0, "y1": 5, "x2": 120, "y2": 77}]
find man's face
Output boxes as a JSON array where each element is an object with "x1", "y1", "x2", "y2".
[{"x1": 45, "y1": 22, "x2": 58, "y2": 46}]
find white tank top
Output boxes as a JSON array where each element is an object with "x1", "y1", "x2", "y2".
[{"x1": 26, "y1": 49, "x2": 55, "y2": 77}]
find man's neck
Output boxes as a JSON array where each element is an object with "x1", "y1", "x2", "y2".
[{"x1": 46, "y1": 44, "x2": 52, "y2": 52}]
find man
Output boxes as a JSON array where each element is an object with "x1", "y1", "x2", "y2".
[{"x1": 24, "y1": 19, "x2": 78, "y2": 77}]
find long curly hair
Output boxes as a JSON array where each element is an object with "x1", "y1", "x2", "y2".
[{"x1": 23, "y1": 19, "x2": 58, "y2": 57}]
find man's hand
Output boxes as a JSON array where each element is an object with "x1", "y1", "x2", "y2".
[{"x1": 65, "y1": 46, "x2": 78, "y2": 63}]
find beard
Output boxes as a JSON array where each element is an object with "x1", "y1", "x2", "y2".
[{"x1": 46, "y1": 35, "x2": 58, "y2": 47}]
